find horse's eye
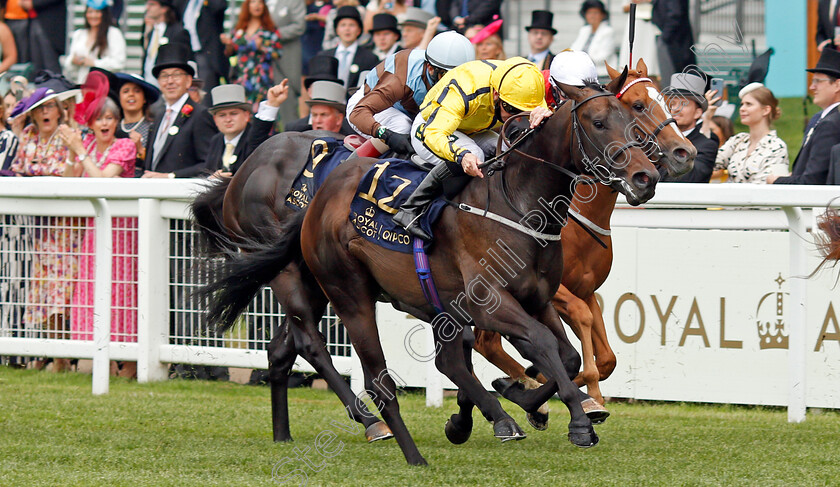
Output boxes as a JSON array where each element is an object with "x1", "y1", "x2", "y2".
[
  {"x1": 633, "y1": 102, "x2": 645, "y2": 112},
  {"x1": 593, "y1": 120, "x2": 605, "y2": 129}
]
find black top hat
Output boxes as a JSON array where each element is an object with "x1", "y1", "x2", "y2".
[
  {"x1": 525, "y1": 10, "x2": 556, "y2": 35},
  {"x1": 807, "y1": 47, "x2": 840, "y2": 78},
  {"x1": 152, "y1": 43, "x2": 195, "y2": 78},
  {"x1": 370, "y1": 13, "x2": 401, "y2": 39},
  {"x1": 580, "y1": 0, "x2": 609, "y2": 21},
  {"x1": 305, "y1": 55, "x2": 342, "y2": 89},
  {"x1": 34, "y1": 70, "x2": 77, "y2": 93},
  {"x1": 334, "y1": 5, "x2": 363, "y2": 32}
]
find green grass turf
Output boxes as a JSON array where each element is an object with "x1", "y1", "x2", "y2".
[{"x1": 2, "y1": 366, "x2": 840, "y2": 486}]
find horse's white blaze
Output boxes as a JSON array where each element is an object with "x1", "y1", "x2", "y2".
[{"x1": 647, "y1": 86, "x2": 685, "y2": 140}]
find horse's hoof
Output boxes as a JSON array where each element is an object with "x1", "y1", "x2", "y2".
[
  {"x1": 444, "y1": 414, "x2": 473, "y2": 445},
  {"x1": 365, "y1": 421, "x2": 394, "y2": 443},
  {"x1": 526, "y1": 410, "x2": 549, "y2": 431},
  {"x1": 581, "y1": 398, "x2": 610, "y2": 425},
  {"x1": 273, "y1": 436, "x2": 293, "y2": 443},
  {"x1": 408, "y1": 456, "x2": 429, "y2": 466},
  {"x1": 493, "y1": 417, "x2": 526, "y2": 442},
  {"x1": 568, "y1": 425, "x2": 599, "y2": 448},
  {"x1": 525, "y1": 365, "x2": 541, "y2": 379},
  {"x1": 492, "y1": 377, "x2": 523, "y2": 398}
]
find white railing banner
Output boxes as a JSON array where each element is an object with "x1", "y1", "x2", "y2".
[{"x1": 1, "y1": 178, "x2": 839, "y2": 423}]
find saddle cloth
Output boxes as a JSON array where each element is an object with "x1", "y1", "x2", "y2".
[
  {"x1": 350, "y1": 159, "x2": 447, "y2": 253},
  {"x1": 285, "y1": 137, "x2": 352, "y2": 211}
]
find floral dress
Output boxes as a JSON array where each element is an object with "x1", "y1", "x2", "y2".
[
  {"x1": 714, "y1": 130, "x2": 790, "y2": 183},
  {"x1": 11, "y1": 125, "x2": 79, "y2": 332},
  {"x1": 229, "y1": 28, "x2": 283, "y2": 109},
  {"x1": 70, "y1": 136, "x2": 138, "y2": 342}
]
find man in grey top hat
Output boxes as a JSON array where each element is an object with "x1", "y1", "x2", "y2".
[
  {"x1": 284, "y1": 80, "x2": 355, "y2": 135},
  {"x1": 400, "y1": 7, "x2": 438, "y2": 50},
  {"x1": 659, "y1": 72, "x2": 719, "y2": 183},
  {"x1": 205, "y1": 80, "x2": 290, "y2": 177}
]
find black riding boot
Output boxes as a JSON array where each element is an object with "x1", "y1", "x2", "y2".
[{"x1": 392, "y1": 163, "x2": 452, "y2": 241}]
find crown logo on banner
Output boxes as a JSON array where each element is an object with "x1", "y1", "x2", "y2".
[
  {"x1": 364, "y1": 206, "x2": 376, "y2": 218},
  {"x1": 756, "y1": 273, "x2": 789, "y2": 350}
]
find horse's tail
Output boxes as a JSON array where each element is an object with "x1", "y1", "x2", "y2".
[
  {"x1": 191, "y1": 177, "x2": 234, "y2": 256},
  {"x1": 812, "y1": 204, "x2": 840, "y2": 280},
  {"x1": 201, "y1": 210, "x2": 307, "y2": 333}
]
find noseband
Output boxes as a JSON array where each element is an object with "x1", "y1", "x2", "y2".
[{"x1": 615, "y1": 76, "x2": 677, "y2": 155}]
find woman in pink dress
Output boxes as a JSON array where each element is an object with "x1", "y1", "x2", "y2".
[
  {"x1": 60, "y1": 97, "x2": 138, "y2": 378},
  {"x1": 9, "y1": 87, "x2": 79, "y2": 372}
]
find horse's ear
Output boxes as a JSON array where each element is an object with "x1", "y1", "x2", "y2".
[
  {"x1": 636, "y1": 58, "x2": 649, "y2": 77},
  {"x1": 606, "y1": 62, "x2": 621, "y2": 81},
  {"x1": 605, "y1": 65, "x2": 629, "y2": 95},
  {"x1": 557, "y1": 81, "x2": 585, "y2": 102}
]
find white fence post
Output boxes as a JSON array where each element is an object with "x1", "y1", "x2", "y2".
[
  {"x1": 784, "y1": 206, "x2": 808, "y2": 423},
  {"x1": 425, "y1": 323, "x2": 443, "y2": 407},
  {"x1": 137, "y1": 198, "x2": 170, "y2": 382},
  {"x1": 90, "y1": 198, "x2": 112, "y2": 395}
]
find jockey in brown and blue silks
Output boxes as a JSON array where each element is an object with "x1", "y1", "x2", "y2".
[{"x1": 346, "y1": 31, "x2": 475, "y2": 155}]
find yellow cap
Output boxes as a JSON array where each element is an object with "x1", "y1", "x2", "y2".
[{"x1": 490, "y1": 57, "x2": 546, "y2": 111}]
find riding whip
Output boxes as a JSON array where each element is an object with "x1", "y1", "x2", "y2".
[{"x1": 628, "y1": 3, "x2": 637, "y2": 68}]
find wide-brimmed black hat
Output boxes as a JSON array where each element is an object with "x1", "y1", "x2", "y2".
[
  {"x1": 580, "y1": 0, "x2": 609, "y2": 21},
  {"x1": 304, "y1": 55, "x2": 342, "y2": 89},
  {"x1": 92, "y1": 67, "x2": 161, "y2": 106},
  {"x1": 334, "y1": 5, "x2": 363, "y2": 32},
  {"x1": 152, "y1": 43, "x2": 195, "y2": 78},
  {"x1": 370, "y1": 13, "x2": 401, "y2": 39},
  {"x1": 807, "y1": 47, "x2": 840, "y2": 78},
  {"x1": 525, "y1": 10, "x2": 556, "y2": 35}
]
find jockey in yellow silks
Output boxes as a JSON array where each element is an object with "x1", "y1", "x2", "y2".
[{"x1": 392, "y1": 57, "x2": 551, "y2": 240}]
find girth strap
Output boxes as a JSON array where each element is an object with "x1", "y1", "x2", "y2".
[{"x1": 413, "y1": 238, "x2": 445, "y2": 314}]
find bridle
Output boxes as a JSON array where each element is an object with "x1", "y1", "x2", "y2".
[
  {"x1": 470, "y1": 89, "x2": 646, "y2": 246},
  {"x1": 616, "y1": 76, "x2": 678, "y2": 160}
]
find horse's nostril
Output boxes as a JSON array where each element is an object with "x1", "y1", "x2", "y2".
[
  {"x1": 673, "y1": 148, "x2": 689, "y2": 162},
  {"x1": 633, "y1": 172, "x2": 651, "y2": 188}
]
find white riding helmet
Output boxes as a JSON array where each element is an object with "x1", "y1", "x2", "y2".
[
  {"x1": 425, "y1": 31, "x2": 475, "y2": 70},
  {"x1": 549, "y1": 49, "x2": 598, "y2": 87}
]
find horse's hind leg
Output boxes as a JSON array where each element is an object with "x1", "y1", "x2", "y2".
[
  {"x1": 267, "y1": 316, "x2": 297, "y2": 442},
  {"x1": 270, "y1": 268, "x2": 390, "y2": 442}
]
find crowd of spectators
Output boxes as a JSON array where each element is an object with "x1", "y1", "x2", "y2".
[{"x1": 0, "y1": 0, "x2": 838, "y2": 377}]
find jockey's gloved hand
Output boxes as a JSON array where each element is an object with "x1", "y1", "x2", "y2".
[{"x1": 380, "y1": 128, "x2": 415, "y2": 155}]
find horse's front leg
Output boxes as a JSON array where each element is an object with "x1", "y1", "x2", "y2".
[
  {"x1": 469, "y1": 291, "x2": 598, "y2": 448},
  {"x1": 432, "y1": 318, "x2": 525, "y2": 443}
]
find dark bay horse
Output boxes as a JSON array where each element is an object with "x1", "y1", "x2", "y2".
[
  {"x1": 242, "y1": 74, "x2": 661, "y2": 465},
  {"x1": 473, "y1": 59, "x2": 696, "y2": 417},
  {"x1": 192, "y1": 132, "x2": 392, "y2": 443}
]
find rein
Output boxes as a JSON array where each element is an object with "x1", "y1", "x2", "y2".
[{"x1": 452, "y1": 90, "x2": 641, "y2": 245}]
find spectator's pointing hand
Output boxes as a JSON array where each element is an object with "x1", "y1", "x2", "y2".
[{"x1": 267, "y1": 79, "x2": 289, "y2": 107}]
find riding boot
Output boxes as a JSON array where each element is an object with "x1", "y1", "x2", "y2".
[{"x1": 392, "y1": 163, "x2": 452, "y2": 241}]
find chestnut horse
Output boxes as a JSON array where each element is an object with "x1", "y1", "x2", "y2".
[
  {"x1": 473, "y1": 59, "x2": 696, "y2": 421},
  {"x1": 192, "y1": 132, "x2": 392, "y2": 443},
  {"x1": 216, "y1": 74, "x2": 661, "y2": 465}
]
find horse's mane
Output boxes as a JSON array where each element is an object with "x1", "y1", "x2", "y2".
[{"x1": 581, "y1": 79, "x2": 602, "y2": 92}]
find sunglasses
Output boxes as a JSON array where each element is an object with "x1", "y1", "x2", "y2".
[{"x1": 500, "y1": 100, "x2": 523, "y2": 115}]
